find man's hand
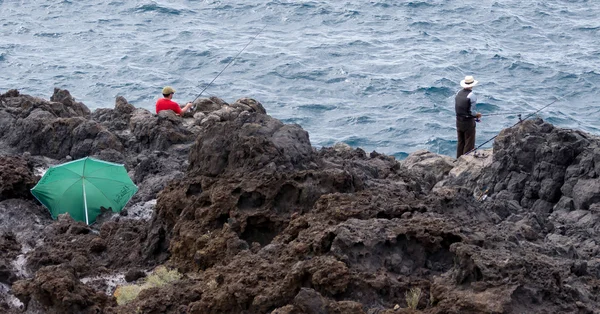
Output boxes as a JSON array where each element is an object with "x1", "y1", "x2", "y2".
[{"x1": 181, "y1": 102, "x2": 194, "y2": 114}]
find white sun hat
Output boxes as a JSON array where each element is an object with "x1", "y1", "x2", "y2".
[{"x1": 460, "y1": 75, "x2": 479, "y2": 88}]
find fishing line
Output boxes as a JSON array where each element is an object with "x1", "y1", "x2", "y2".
[
  {"x1": 464, "y1": 96, "x2": 564, "y2": 156},
  {"x1": 192, "y1": 25, "x2": 267, "y2": 103},
  {"x1": 481, "y1": 111, "x2": 533, "y2": 117}
]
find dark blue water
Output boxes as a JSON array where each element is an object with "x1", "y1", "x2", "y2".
[{"x1": 1, "y1": 1, "x2": 599, "y2": 158}]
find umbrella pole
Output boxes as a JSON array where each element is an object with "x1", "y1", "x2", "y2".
[{"x1": 83, "y1": 179, "x2": 89, "y2": 225}]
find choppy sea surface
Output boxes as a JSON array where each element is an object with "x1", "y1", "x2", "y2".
[{"x1": 1, "y1": 0, "x2": 599, "y2": 158}]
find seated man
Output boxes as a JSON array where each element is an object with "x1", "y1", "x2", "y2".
[{"x1": 155, "y1": 86, "x2": 193, "y2": 115}]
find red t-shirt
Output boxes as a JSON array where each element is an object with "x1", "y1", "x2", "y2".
[{"x1": 155, "y1": 98, "x2": 182, "y2": 115}]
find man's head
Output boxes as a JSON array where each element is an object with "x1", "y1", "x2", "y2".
[
  {"x1": 460, "y1": 76, "x2": 478, "y2": 90},
  {"x1": 162, "y1": 86, "x2": 176, "y2": 98}
]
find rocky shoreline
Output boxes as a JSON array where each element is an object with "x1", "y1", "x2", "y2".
[{"x1": 1, "y1": 88, "x2": 599, "y2": 313}]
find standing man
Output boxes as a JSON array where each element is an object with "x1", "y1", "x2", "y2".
[
  {"x1": 455, "y1": 75, "x2": 482, "y2": 158},
  {"x1": 155, "y1": 86, "x2": 193, "y2": 115}
]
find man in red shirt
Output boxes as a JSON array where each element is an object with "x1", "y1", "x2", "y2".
[{"x1": 155, "y1": 86, "x2": 193, "y2": 115}]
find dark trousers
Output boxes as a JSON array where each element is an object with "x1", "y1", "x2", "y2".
[{"x1": 456, "y1": 118, "x2": 476, "y2": 158}]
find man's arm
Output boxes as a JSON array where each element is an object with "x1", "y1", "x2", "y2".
[
  {"x1": 468, "y1": 92, "x2": 482, "y2": 119},
  {"x1": 180, "y1": 102, "x2": 193, "y2": 114}
]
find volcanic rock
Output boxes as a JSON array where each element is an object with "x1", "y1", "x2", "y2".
[
  {"x1": 0, "y1": 155, "x2": 37, "y2": 201},
  {"x1": 123, "y1": 269, "x2": 146, "y2": 283},
  {"x1": 3, "y1": 89, "x2": 600, "y2": 313},
  {"x1": 12, "y1": 265, "x2": 115, "y2": 313}
]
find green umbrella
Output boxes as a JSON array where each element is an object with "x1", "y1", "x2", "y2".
[{"x1": 31, "y1": 157, "x2": 138, "y2": 225}]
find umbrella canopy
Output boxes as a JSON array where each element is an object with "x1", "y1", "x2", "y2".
[{"x1": 31, "y1": 157, "x2": 138, "y2": 225}]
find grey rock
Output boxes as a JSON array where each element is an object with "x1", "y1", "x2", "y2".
[
  {"x1": 293, "y1": 288, "x2": 327, "y2": 314},
  {"x1": 572, "y1": 179, "x2": 600, "y2": 210}
]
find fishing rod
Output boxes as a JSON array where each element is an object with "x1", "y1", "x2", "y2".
[
  {"x1": 481, "y1": 111, "x2": 533, "y2": 117},
  {"x1": 191, "y1": 25, "x2": 267, "y2": 103},
  {"x1": 464, "y1": 97, "x2": 561, "y2": 156}
]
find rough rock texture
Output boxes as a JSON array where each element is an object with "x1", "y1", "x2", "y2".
[
  {"x1": 2, "y1": 89, "x2": 600, "y2": 314},
  {"x1": 0, "y1": 156, "x2": 37, "y2": 201},
  {"x1": 0, "y1": 233, "x2": 21, "y2": 284},
  {"x1": 0, "y1": 89, "x2": 268, "y2": 313},
  {"x1": 24, "y1": 216, "x2": 150, "y2": 278},
  {"x1": 401, "y1": 149, "x2": 455, "y2": 191},
  {"x1": 12, "y1": 265, "x2": 115, "y2": 314}
]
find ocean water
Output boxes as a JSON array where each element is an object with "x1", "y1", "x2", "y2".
[{"x1": 1, "y1": 0, "x2": 599, "y2": 158}]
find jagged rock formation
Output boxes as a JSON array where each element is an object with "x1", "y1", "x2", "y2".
[
  {"x1": 1, "y1": 89, "x2": 600, "y2": 314},
  {"x1": 0, "y1": 156, "x2": 37, "y2": 201}
]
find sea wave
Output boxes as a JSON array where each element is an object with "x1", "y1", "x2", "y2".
[{"x1": 1, "y1": 0, "x2": 599, "y2": 158}]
